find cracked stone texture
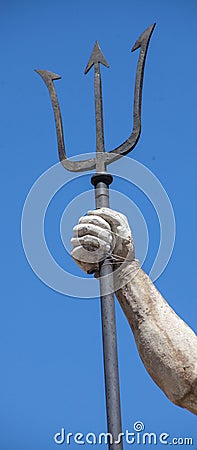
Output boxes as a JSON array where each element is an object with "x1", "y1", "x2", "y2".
[
  {"x1": 71, "y1": 208, "x2": 197, "y2": 415},
  {"x1": 116, "y1": 261, "x2": 197, "y2": 415}
]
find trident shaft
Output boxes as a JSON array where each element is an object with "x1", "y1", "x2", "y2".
[{"x1": 36, "y1": 23, "x2": 155, "y2": 450}]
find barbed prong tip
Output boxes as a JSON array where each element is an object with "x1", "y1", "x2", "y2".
[
  {"x1": 131, "y1": 22, "x2": 156, "y2": 52},
  {"x1": 35, "y1": 69, "x2": 61, "y2": 81},
  {"x1": 84, "y1": 40, "x2": 109, "y2": 74}
]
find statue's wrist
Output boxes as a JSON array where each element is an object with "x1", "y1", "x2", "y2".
[{"x1": 113, "y1": 258, "x2": 140, "y2": 292}]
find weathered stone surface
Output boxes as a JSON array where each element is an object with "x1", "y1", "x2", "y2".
[
  {"x1": 71, "y1": 207, "x2": 197, "y2": 415},
  {"x1": 71, "y1": 208, "x2": 134, "y2": 274},
  {"x1": 116, "y1": 262, "x2": 197, "y2": 415}
]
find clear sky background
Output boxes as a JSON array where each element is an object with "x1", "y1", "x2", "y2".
[{"x1": 1, "y1": 1, "x2": 197, "y2": 449}]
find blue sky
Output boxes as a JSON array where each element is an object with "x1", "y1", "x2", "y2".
[{"x1": 1, "y1": 1, "x2": 197, "y2": 449}]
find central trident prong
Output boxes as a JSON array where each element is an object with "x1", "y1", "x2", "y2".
[
  {"x1": 84, "y1": 40, "x2": 109, "y2": 172},
  {"x1": 35, "y1": 23, "x2": 155, "y2": 450}
]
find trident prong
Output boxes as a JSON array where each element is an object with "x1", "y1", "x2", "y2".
[
  {"x1": 36, "y1": 24, "x2": 155, "y2": 450},
  {"x1": 84, "y1": 40, "x2": 109, "y2": 173},
  {"x1": 35, "y1": 69, "x2": 97, "y2": 172},
  {"x1": 35, "y1": 23, "x2": 155, "y2": 172}
]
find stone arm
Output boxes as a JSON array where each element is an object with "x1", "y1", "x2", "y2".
[
  {"x1": 116, "y1": 260, "x2": 197, "y2": 415},
  {"x1": 71, "y1": 208, "x2": 197, "y2": 415}
]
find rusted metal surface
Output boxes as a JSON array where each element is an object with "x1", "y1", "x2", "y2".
[
  {"x1": 35, "y1": 23, "x2": 155, "y2": 172},
  {"x1": 36, "y1": 24, "x2": 155, "y2": 450},
  {"x1": 85, "y1": 41, "x2": 109, "y2": 172}
]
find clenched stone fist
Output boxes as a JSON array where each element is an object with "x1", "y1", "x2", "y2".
[{"x1": 71, "y1": 207, "x2": 134, "y2": 275}]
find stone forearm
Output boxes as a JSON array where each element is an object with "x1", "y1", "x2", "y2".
[{"x1": 115, "y1": 261, "x2": 197, "y2": 415}]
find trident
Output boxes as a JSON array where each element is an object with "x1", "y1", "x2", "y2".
[{"x1": 36, "y1": 23, "x2": 155, "y2": 450}]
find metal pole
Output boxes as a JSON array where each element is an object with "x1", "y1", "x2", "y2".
[
  {"x1": 87, "y1": 41, "x2": 124, "y2": 448},
  {"x1": 91, "y1": 174, "x2": 123, "y2": 450}
]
